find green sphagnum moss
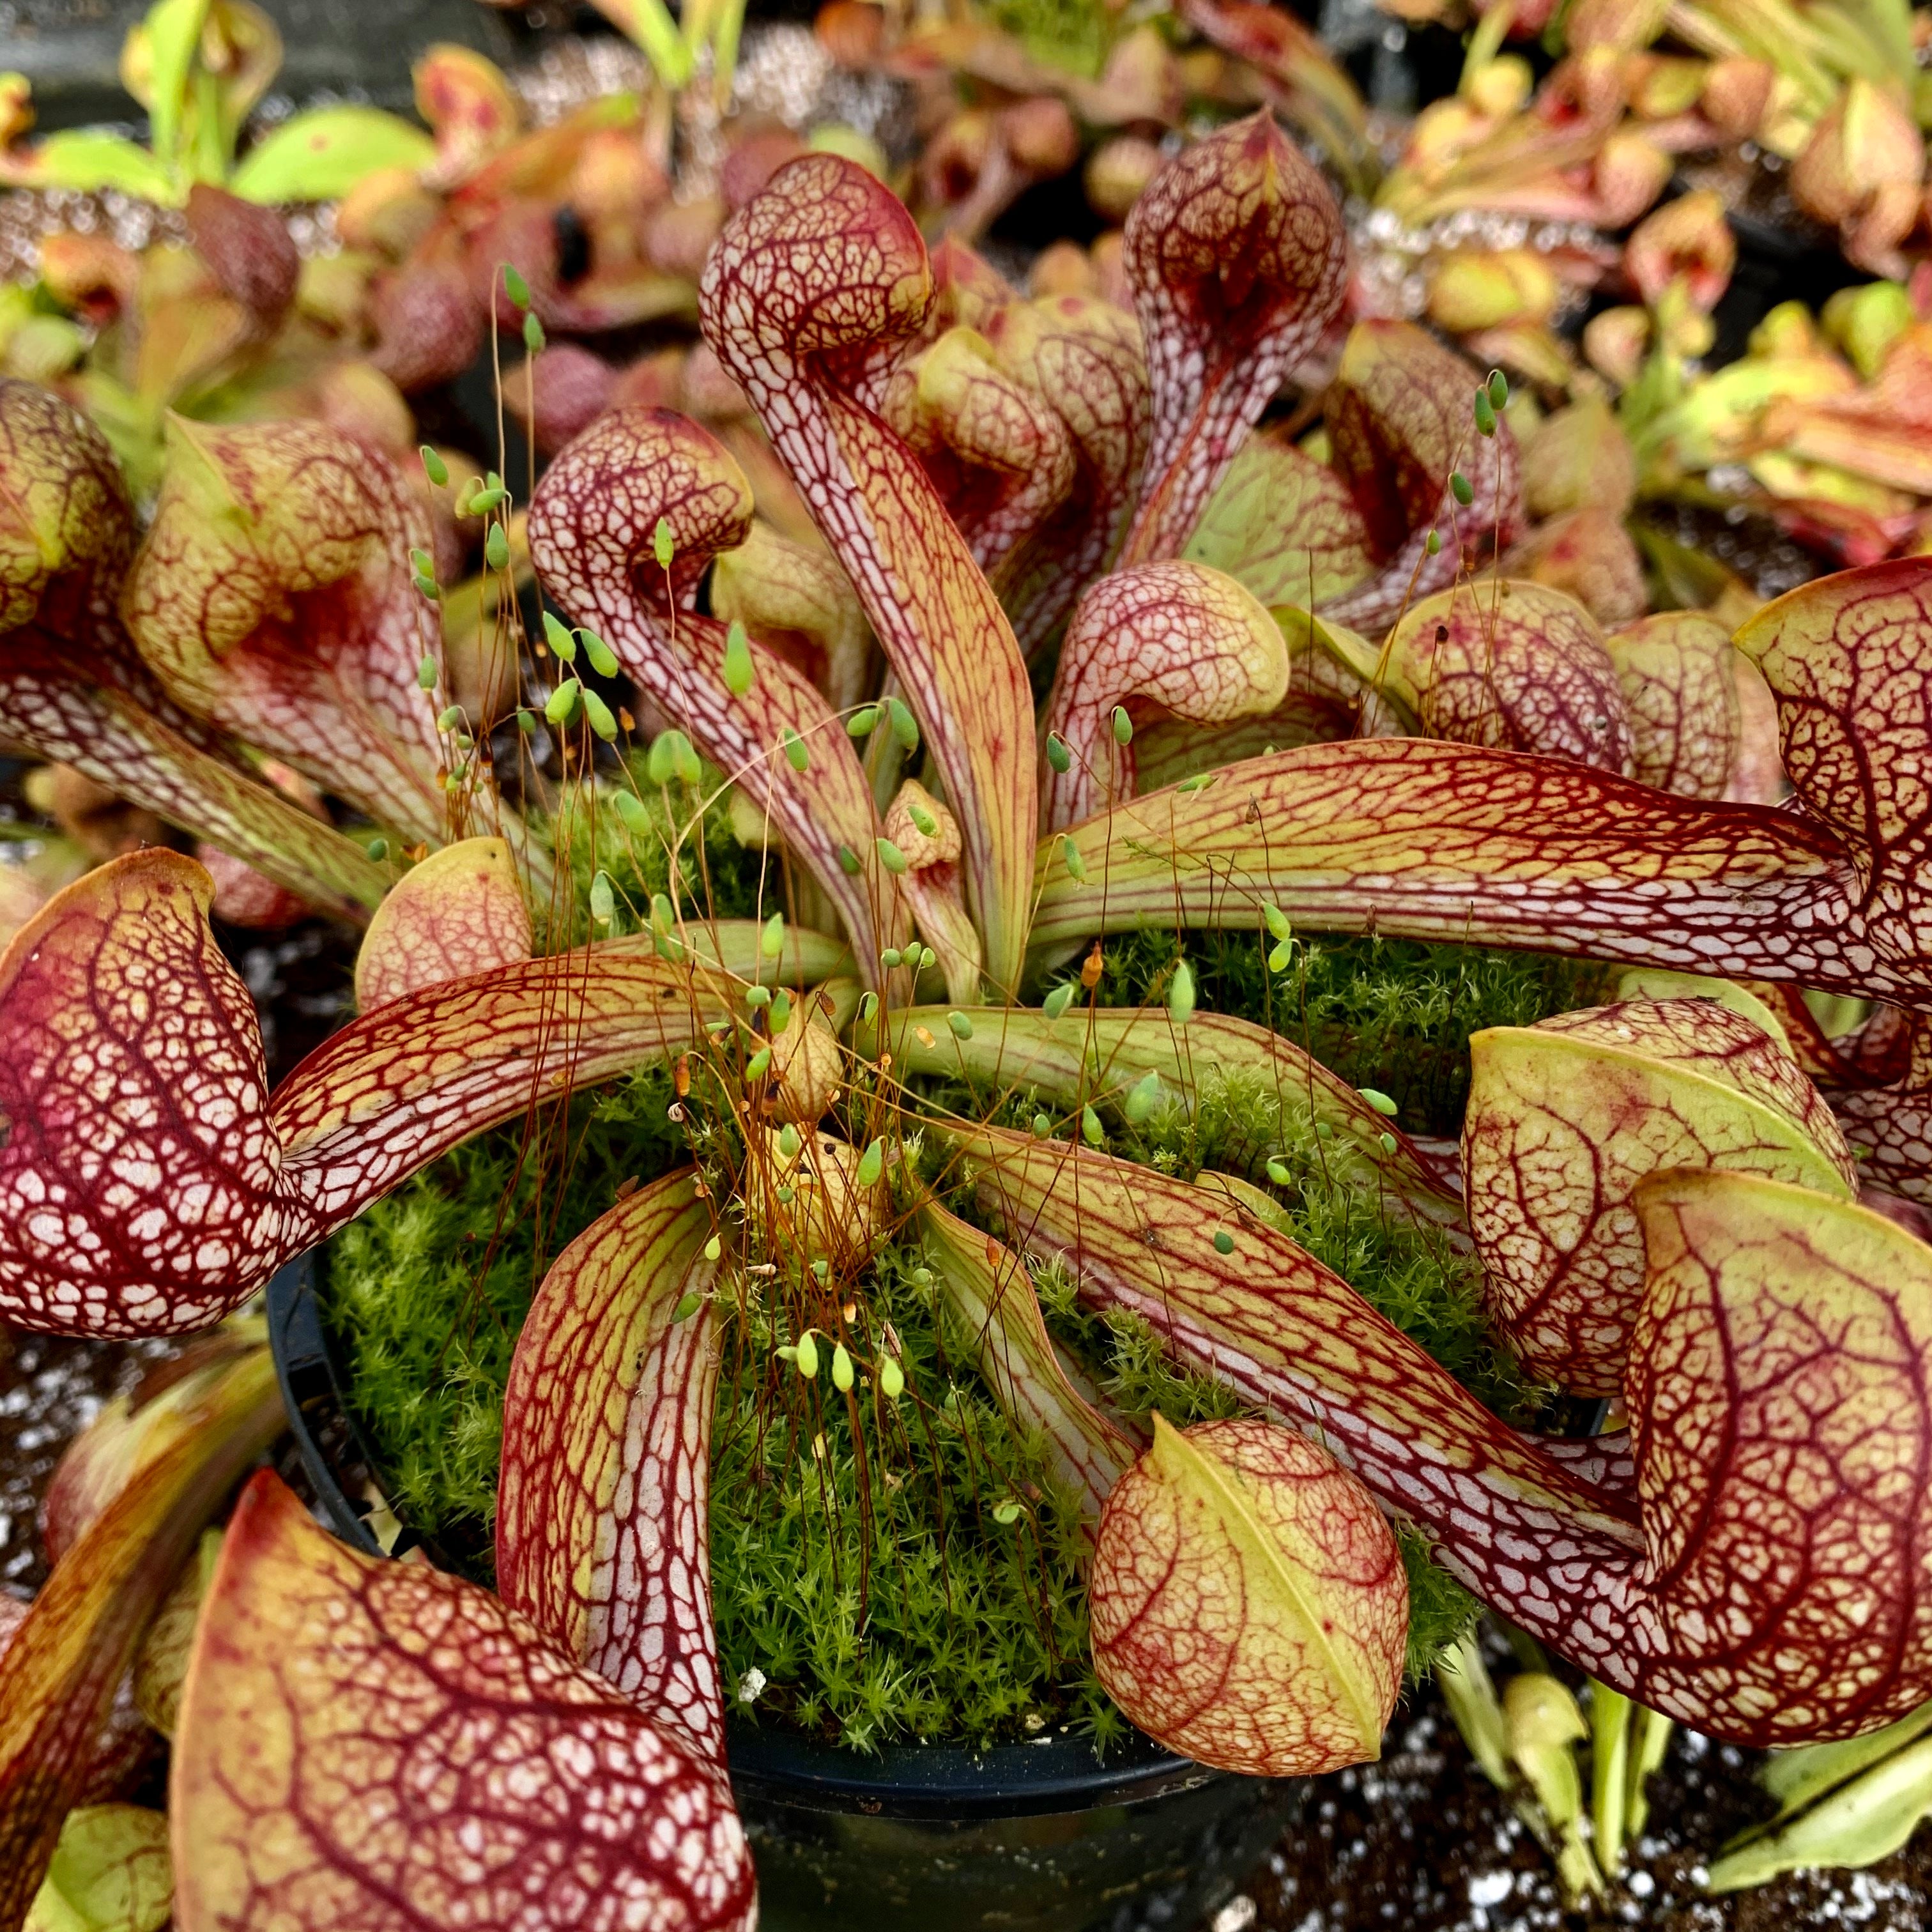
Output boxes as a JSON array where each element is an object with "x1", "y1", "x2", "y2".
[{"x1": 324, "y1": 920, "x2": 1583, "y2": 1749}]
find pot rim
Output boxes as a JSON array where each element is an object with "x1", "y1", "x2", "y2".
[{"x1": 265, "y1": 1251, "x2": 1257, "y2": 1820}]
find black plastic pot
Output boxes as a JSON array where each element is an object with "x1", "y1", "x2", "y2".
[{"x1": 266, "y1": 1256, "x2": 1304, "y2": 1932}]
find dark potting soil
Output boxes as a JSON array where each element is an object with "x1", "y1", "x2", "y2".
[{"x1": 4, "y1": 1331, "x2": 1931, "y2": 1928}]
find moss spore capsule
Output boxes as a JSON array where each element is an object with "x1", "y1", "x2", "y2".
[
  {"x1": 723, "y1": 621, "x2": 755, "y2": 696},
  {"x1": 1168, "y1": 958, "x2": 1196, "y2": 1024},
  {"x1": 581, "y1": 688, "x2": 618, "y2": 742}
]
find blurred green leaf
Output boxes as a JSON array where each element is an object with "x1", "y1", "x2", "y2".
[{"x1": 229, "y1": 106, "x2": 433, "y2": 204}]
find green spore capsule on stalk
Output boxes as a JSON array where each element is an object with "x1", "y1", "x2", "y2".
[
  {"x1": 769, "y1": 988, "x2": 792, "y2": 1030},
  {"x1": 1032, "y1": 1113, "x2": 1052, "y2": 1137},
  {"x1": 783, "y1": 728, "x2": 810, "y2": 772},
  {"x1": 837, "y1": 844, "x2": 861, "y2": 875},
  {"x1": 881, "y1": 947, "x2": 903, "y2": 969},
  {"x1": 545, "y1": 680, "x2": 582, "y2": 726},
  {"x1": 1124, "y1": 1070, "x2": 1162, "y2": 1123},
  {"x1": 1045, "y1": 732, "x2": 1071, "y2": 773},
  {"x1": 1081, "y1": 1105, "x2": 1104, "y2": 1147},
  {"x1": 778, "y1": 1124, "x2": 802, "y2": 1159},
  {"x1": 1169, "y1": 959, "x2": 1196, "y2": 1025},
  {"x1": 855, "y1": 1138, "x2": 885, "y2": 1187},
  {"x1": 516, "y1": 709, "x2": 538, "y2": 734},
  {"x1": 760, "y1": 912, "x2": 785, "y2": 958},
  {"x1": 614, "y1": 790, "x2": 653, "y2": 836},
  {"x1": 419, "y1": 445, "x2": 448, "y2": 487},
  {"x1": 581, "y1": 687, "x2": 619, "y2": 742},
  {"x1": 590, "y1": 870, "x2": 615, "y2": 924},
  {"x1": 723, "y1": 621, "x2": 755, "y2": 696},
  {"x1": 413, "y1": 573, "x2": 439, "y2": 601},
  {"x1": 857, "y1": 992, "x2": 878, "y2": 1025},
  {"x1": 1379, "y1": 1132, "x2": 1399, "y2": 1154},
  {"x1": 523, "y1": 312, "x2": 545, "y2": 354},
  {"x1": 542, "y1": 611, "x2": 576, "y2": 661},
  {"x1": 831, "y1": 1343, "x2": 854, "y2": 1393},
  {"x1": 1425, "y1": 529, "x2": 1442, "y2": 556},
  {"x1": 647, "y1": 730, "x2": 696, "y2": 786},
  {"x1": 795, "y1": 1332, "x2": 819, "y2": 1379},
  {"x1": 909, "y1": 802, "x2": 938, "y2": 837},
  {"x1": 1213, "y1": 1230, "x2": 1234, "y2": 1255},
  {"x1": 1062, "y1": 837, "x2": 1087, "y2": 883},
  {"x1": 1043, "y1": 983, "x2": 1076, "y2": 1021},
  {"x1": 485, "y1": 523, "x2": 510, "y2": 571},
  {"x1": 745, "y1": 1046, "x2": 772, "y2": 1080},
  {"x1": 1266, "y1": 1158, "x2": 1291, "y2": 1186},
  {"x1": 947, "y1": 1011, "x2": 973, "y2": 1040},
  {"x1": 365, "y1": 837, "x2": 388, "y2": 861},
  {"x1": 1450, "y1": 471, "x2": 1475, "y2": 507},
  {"x1": 879, "y1": 1356, "x2": 905, "y2": 1400},
  {"x1": 503, "y1": 264, "x2": 531, "y2": 309},
  {"x1": 847, "y1": 705, "x2": 880, "y2": 737},
  {"x1": 1359, "y1": 1087, "x2": 1400, "y2": 1117},
  {"x1": 1487, "y1": 368, "x2": 1510, "y2": 410},
  {"x1": 876, "y1": 838, "x2": 908, "y2": 875},
  {"x1": 436, "y1": 705, "x2": 464, "y2": 732},
  {"x1": 888, "y1": 696, "x2": 918, "y2": 749},
  {"x1": 671, "y1": 1292, "x2": 701, "y2": 1323},
  {"x1": 703, "y1": 1234, "x2": 723, "y2": 1262},
  {"x1": 745, "y1": 985, "x2": 772, "y2": 1009},
  {"x1": 410, "y1": 547, "x2": 433, "y2": 575},
  {"x1": 580, "y1": 631, "x2": 620, "y2": 678},
  {"x1": 1111, "y1": 705, "x2": 1133, "y2": 746},
  {"x1": 1474, "y1": 388, "x2": 1496, "y2": 438},
  {"x1": 992, "y1": 1500, "x2": 1023, "y2": 1526},
  {"x1": 652, "y1": 518, "x2": 675, "y2": 569}
]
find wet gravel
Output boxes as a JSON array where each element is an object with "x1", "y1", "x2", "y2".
[{"x1": 0, "y1": 1330, "x2": 176, "y2": 1597}]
